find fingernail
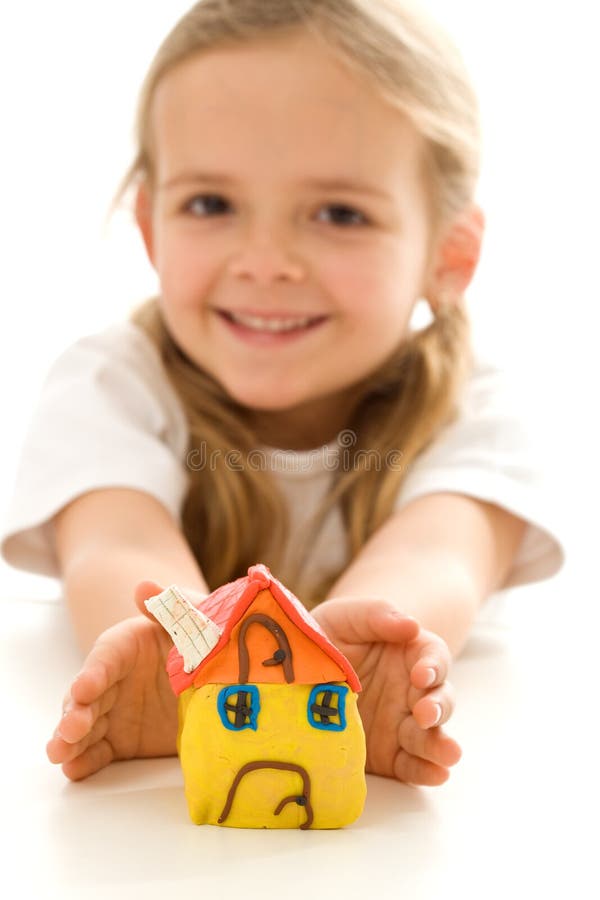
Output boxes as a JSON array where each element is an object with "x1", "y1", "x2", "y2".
[
  {"x1": 423, "y1": 668, "x2": 436, "y2": 687},
  {"x1": 431, "y1": 704, "x2": 442, "y2": 727}
]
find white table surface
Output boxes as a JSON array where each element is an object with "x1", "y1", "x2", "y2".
[{"x1": 1, "y1": 560, "x2": 597, "y2": 900}]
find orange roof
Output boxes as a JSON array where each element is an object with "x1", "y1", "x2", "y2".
[{"x1": 166, "y1": 564, "x2": 361, "y2": 695}]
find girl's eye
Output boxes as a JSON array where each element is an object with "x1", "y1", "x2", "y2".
[
  {"x1": 181, "y1": 195, "x2": 368, "y2": 227},
  {"x1": 317, "y1": 204, "x2": 369, "y2": 227},
  {"x1": 183, "y1": 194, "x2": 230, "y2": 217}
]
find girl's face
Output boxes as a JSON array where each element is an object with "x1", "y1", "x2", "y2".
[{"x1": 137, "y1": 31, "x2": 465, "y2": 446}]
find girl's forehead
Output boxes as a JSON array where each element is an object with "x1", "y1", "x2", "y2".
[
  {"x1": 154, "y1": 31, "x2": 367, "y2": 111},
  {"x1": 150, "y1": 33, "x2": 426, "y2": 190}
]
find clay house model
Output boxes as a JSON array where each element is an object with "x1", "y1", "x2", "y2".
[{"x1": 146, "y1": 563, "x2": 367, "y2": 829}]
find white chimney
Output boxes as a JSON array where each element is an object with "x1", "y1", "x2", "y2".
[{"x1": 145, "y1": 585, "x2": 222, "y2": 673}]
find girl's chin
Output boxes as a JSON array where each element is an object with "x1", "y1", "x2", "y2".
[
  {"x1": 225, "y1": 388, "x2": 310, "y2": 413},
  {"x1": 210, "y1": 368, "x2": 313, "y2": 410}
]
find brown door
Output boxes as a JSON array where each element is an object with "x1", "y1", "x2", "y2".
[{"x1": 218, "y1": 761, "x2": 314, "y2": 829}]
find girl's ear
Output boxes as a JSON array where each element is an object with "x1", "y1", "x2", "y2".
[
  {"x1": 134, "y1": 182, "x2": 156, "y2": 266},
  {"x1": 425, "y1": 204, "x2": 485, "y2": 309}
]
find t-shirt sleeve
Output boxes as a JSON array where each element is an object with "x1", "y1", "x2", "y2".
[
  {"x1": 394, "y1": 357, "x2": 566, "y2": 588},
  {"x1": 1, "y1": 323, "x2": 190, "y2": 578}
]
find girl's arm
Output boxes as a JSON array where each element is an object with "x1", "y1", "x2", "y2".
[
  {"x1": 324, "y1": 492, "x2": 527, "y2": 656},
  {"x1": 54, "y1": 487, "x2": 209, "y2": 653}
]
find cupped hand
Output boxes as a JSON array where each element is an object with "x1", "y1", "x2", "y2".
[
  {"x1": 46, "y1": 581, "x2": 178, "y2": 780},
  {"x1": 312, "y1": 597, "x2": 462, "y2": 785}
]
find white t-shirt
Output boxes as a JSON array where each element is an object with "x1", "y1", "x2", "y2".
[{"x1": 1, "y1": 321, "x2": 564, "y2": 594}]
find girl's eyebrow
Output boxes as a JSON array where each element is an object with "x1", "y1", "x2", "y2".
[{"x1": 159, "y1": 170, "x2": 392, "y2": 201}]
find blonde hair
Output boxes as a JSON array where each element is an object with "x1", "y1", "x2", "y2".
[{"x1": 112, "y1": 0, "x2": 481, "y2": 604}]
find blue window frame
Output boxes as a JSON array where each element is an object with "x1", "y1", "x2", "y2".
[
  {"x1": 218, "y1": 685, "x2": 260, "y2": 731},
  {"x1": 308, "y1": 684, "x2": 348, "y2": 731}
]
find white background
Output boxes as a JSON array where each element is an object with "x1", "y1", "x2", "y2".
[{"x1": 0, "y1": 0, "x2": 597, "y2": 600}]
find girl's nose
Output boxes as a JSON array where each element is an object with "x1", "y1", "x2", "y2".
[{"x1": 228, "y1": 227, "x2": 306, "y2": 285}]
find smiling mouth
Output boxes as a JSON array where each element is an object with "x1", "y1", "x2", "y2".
[{"x1": 216, "y1": 309, "x2": 329, "y2": 334}]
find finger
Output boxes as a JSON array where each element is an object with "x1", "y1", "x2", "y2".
[
  {"x1": 391, "y1": 747, "x2": 452, "y2": 787},
  {"x1": 398, "y1": 715, "x2": 462, "y2": 768},
  {"x1": 412, "y1": 682, "x2": 456, "y2": 729},
  {"x1": 61, "y1": 737, "x2": 116, "y2": 782},
  {"x1": 319, "y1": 598, "x2": 420, "y2": 645},
  {"x1": 409, "y1": 636, "x2": 451, "y2": 690},
  {"x1": 69, "y1": 620, "x2": 143, "y2": 705},
  {"x1": 47, "y1": 715, "x2": 110, "y2": 765},
  {"x1": 47, "y1": 734, "x2": 73, "y2": 765},
  {"x1": 56, "y1": 686, "x2": 118, "y2": 744}
]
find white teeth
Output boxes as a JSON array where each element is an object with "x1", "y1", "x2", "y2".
[{"x1": 227, "y1": 312, "x2": 317, "y2": 332}]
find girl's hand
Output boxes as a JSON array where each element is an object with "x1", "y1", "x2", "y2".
[
  {"x1": 46, "y1": 582, "x2": 178, "y2": 780},
  {"x1": 311, "y1": 597, "x2": 462, "y2": 785}
]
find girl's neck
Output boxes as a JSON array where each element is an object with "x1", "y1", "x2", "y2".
[{"x1": 248, "y1": 386, "x2": 362, "y2": 451}]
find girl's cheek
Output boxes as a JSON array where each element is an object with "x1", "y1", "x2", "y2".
[
  {"x1": 159, "y1": 239, "x2": 217, "y2": 305},
  {"x1": 323, "y1": 257, "x2": 385, "y2": 309}
]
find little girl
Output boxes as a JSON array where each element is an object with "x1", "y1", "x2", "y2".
[{"x1": 2, "y1": 0, "x2": 563, "y2": 786}]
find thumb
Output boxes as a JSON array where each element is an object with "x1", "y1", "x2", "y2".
[
  {"x1": 134, "y1": 580, "x2": 164, "y2": 619},
  {"x1": 316, "y1": 597, "x2": 420, "y2": 645}
]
